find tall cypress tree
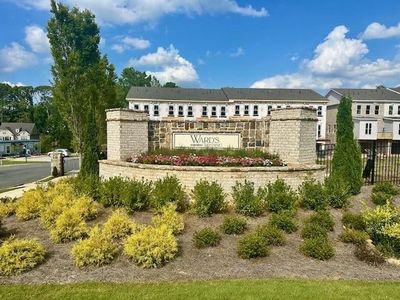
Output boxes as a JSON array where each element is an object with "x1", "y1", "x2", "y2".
[{"x1": 331, "y1": 96, "x2": 362, "y2": 194}]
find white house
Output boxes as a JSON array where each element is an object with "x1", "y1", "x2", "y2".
[
  {"x1": 325, "y1": 88, "x2": 400, "y2": 153},
  {"x1": 0, "y1": 123, "x2": 38, "y2": 155},
  {"x1": 126, "y1": 87, "x2": 328, "y2": 141}
]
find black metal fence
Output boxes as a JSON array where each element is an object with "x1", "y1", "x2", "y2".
[{"x1": 316, "y1": 141, "x2": 400, "y2": 185}]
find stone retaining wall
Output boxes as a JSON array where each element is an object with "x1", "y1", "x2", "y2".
[
  {"x1": 148, "y1": 118, "x2": 270, "y2": 151},
  {"x1": 99, "y1": 160, "x2": 325, "y2": 202}
]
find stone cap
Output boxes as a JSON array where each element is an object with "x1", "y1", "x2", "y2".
[
  {"x1": 270, "y1": 107, "x2": 318, "y2": 121},
  {"x1": 106, "y1": 108, "x2": 148, "y2": 122}
]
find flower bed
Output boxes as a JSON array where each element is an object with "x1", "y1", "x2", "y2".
[{"x1": 127, "y1": 149, "x2": 284, "y2": 167}]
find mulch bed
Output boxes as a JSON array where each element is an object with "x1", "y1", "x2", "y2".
[{"x1": 1, "y1": 186, "x2": 399, "y2": 284}]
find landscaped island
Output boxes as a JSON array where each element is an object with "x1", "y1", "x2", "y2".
[{"x1": 127, "y1": 148, "x2": 284, "y2": 167}]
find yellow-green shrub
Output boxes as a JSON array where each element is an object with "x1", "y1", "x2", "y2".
[
  {"x1": 124, "y1": 225, "x2": 178, "y2": 268},
  {"x1": 50, "y1": 209, "x2": 89, "y2": 243},
  {"x1": 40, "y1": 193, "x2": 75, "y2": 229},
  {"x1": 45, "y1": 179, "x2": 76, "y2": 200},
  {"x1": 151, "y1": 203, "x2": 184, "y2": 235},
  {"x1": 0, "y1": 237, "x2": 46, "y2": 276},
  {"x1": 71, "y1": 226, "x2": 118, "y2": 267},
  {"x1": 15, "y1": 188, "x2": 49, "y2": 221},
  {"x1": 103, "y1": 209, "x2": 140, "y2": 240},
  {"x1": 71, "y1": 195, "x2": 98, "y2": 221},
  {"x1": 0, "y1": 202, "x2": 16, "y2": 218}
]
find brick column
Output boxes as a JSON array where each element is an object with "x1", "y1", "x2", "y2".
[
  {"x1": 106, "y1": 108, "x2": 148, "y2": 161},
  {"x1": 269, "y1": 107, "x2": 317, "y2": 165},
  {"x1": 50, "y1": 152, "x2": 64, "y2": 176}
]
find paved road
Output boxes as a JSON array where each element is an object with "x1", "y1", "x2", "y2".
[{"x1": 0, "y1": 157, "x2": 80, "y2": 189}]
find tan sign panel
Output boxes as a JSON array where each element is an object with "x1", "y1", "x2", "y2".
[{"x1": 173, "y1": 132, "x2": 241, "y2": 149}]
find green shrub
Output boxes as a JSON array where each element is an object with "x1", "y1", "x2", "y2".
[
  {"x1": 50, "y1": 209, "x2": 90, "y2": 243},
  {"x1": 74, "y1": 174, "x2": 100, "y2": 200},
  {"x1": 103, "y1": 209, "x2": 140, "y2": 240},
  {"x1": 220, "y1": 216, "x2": 247, "y2": 235},
  {"x1": 304, "y1": 211, "x2": 334, "y2": 232},
  {"x1": 15, "y1": 188, "x2": 49, "y2": 221},
  {"x1": 354, "y1": 243, "x2": 385, "y2": 266},
  {"x1": 300, "y1": 236, "x2": 334, "y2": 260},
  {"x1": 342, "y1": 212, "x2": 366, "y2": 231},
  {"x1": 298, "y1": 177, "x2": 328, "y2": 211},
  {"x1": 151, "y1": 203, "x2": 184, "y2": 235},
  {"x1": 268, "y1": 210, "x2": 298, "y2": 233},
  {"x1": 371, "y1": 191, "x2": 393, "y2": 206},
  {"x1": 232, "y1": 180, "x2": 263, "y2": 217},
  {"x1": 151, "y1": 175, "x2": 187, "y2": 212},
  {"x1": 259, "y1": 178, "x2": 297, "y2": 213},
  {"x1": 124, "y1": 225, "x2": 178, "y2": 268},
  {"x1": 191, "y1": 180, "x2": 226, "y2": 217},
  {"x1": 121, "y1": 179, "x2": 152, "y2": 211},
  {"x1": 325, "y1": 176, "x2": 351, "y2": 209},
  {"x1": 372, "y1": 182, "x2": 398, "y2": 196},
  {"x1": 0, "y1": 237, "x2": 46, "y2": 276},
  {"x1": 99, "y1": 177, "x2": 126, "y2": 207},
  {"x1": 340, "y1": 228, "x2": 368, "y2": 245},
  {"x1": 71, "y1": 226, "x2": 118, "y2": 267},
  {"x1": 193, "y1": 227, "x2": 221, "y2": 248},
  {"x1": 301, "y1": 223, "x2": 329, "y2": 240},
  {"x1": 237, "y1": 232, "x2": 270, "y2": 259},
  {"x1": 256, "y1": 224, "x2": 286, "y2": 246}
]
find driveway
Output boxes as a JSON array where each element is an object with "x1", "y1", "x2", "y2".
[{"x1": 0, "y1": 157, "x2": 80, "y2": 189}]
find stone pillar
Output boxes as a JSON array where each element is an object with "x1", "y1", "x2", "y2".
[
  {"x1": 51, "y1": 152, "x2": 64, "y2": 176},
  {"x1": 269, "y1": 107, "x2": 318, "y2": 165},
  {"x1": 106, "y1": 108, "x2": 149, "y2": 161}
]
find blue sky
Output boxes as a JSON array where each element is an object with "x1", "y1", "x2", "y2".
[{"x1": 1, "y1": 0, "x2": 400, "y2": 92}]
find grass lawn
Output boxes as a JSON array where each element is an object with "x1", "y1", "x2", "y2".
[
  {"x1": 1, "y1": 279, "x2": 400, "y2": 300},
  {"x1": 0, "y1": 160, "x2": 43, "y2": 166}
]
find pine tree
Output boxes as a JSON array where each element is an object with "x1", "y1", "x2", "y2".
[
  {"x1": 331, "y1": 96, "x2": 362, "y2": 194},
  {"x1": 80, "y1": 110, "x2": 99, "y2": 177}
]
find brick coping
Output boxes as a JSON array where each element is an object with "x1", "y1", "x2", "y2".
[{"x1": 99, "y1": 160, "x2": 325, "y2": 173}]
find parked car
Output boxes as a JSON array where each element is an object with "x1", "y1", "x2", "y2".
[{"x1": 47, "y1": 149, "x2": 71, "y2": 157}]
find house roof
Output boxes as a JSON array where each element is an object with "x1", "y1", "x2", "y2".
[
  {"x1": 330, "y1": 88, "x2": 400, "y2": 101},
  {"x1": 221, "y1": 88, "x2": 327, "y2": 102},
  {"x1": 126, "y1": 86, "x2": 327, "y2": 102},
  {"x1": 127, "y1": 87, "x2": 228, "y2": 102},
  {"x1": 0, "y1": 122, "x2": 35, "y2": 135}
]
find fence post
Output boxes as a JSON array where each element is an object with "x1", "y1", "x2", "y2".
[{"x1": 371, "y1": 140, "x2": 376, "y2": 185}]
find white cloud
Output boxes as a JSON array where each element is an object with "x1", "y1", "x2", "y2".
[
  {"x1": 251, "y1": 25, "x2": 400, "y2": 90},
  {"x1": 230, "y1": 47, "x2": 245, "y2": 58},
  {"x1": 0, "y1": 42, "x2": 38, "y2": 73},
  {"x1": 129, "y1": 44, "x2": 198, "y2": 85},
  {"x1": 362, "y1": 22, "x2": 400, "y2": 40},
  {"x1": 16, "y1": 0, "x2": 267, "y2": 25},
  {"x1": 112, "y1": 36, "x2": 151, "y2": 53},
  {"x1": 24, "y1": 25, "x2": 50, "y2": 54}
]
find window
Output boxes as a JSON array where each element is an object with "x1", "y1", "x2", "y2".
[
  {"x1": 328, "y1": 125, "x2": 331, "y2": 134},
  {"x1": 244, "y1": 105, "x2": 249, "y2": 116},
  {"x1": 317, "y1": 124, "x2": 321, "y2": 137},
  {"x1": 267, "y1": 105, "x2": 272, "y2": 115},
  {"x1": 144, "y1": 105, "x2": 149, "y2": 112},
  {"x1": 168, "y1": 105, "x2": 174, "y2": 116},
  {"x1": 365, "y1": 105, "x2": 370, "y2": 115},
  {"x1": 365, "y1": 123, "x2": 372, "y2": 135},
  {"x1": 234, "y1": 105, "x2": 240, "y2": 116},
  {"x1": 389, "y1": 105, "x2": 393, "y2": 115},
  {"x1": 277, "y1": 105, "x2": 282, "y2": 109},
  {"x1": 178, "y1": 105, "x2": 184, "y2": 117},
  {"x1": 356, "y1": 105, "x2": 361, "y2": 114},
  {"x1": 375, "y1": 105, "x2": 379, "y2": 115},
  {"x1": 187, "y1": 105, "x2": 193, "y2": 117},
  {"x1": 317, "y1": 106, "x2": 323, "y2": 117},
  {"x1": 398, "y1": 124, "x2": 400, "y2": 135},
  {"x1": 398, "y1": 105, "x2": 400, "y2": 115},
  {"x1": 134, "y1": 104, "x2": 139, "y2": 110},
  {"x1": 220, "y1": 106, "x2": 226, "y2": 117},
  {"x1": 211, "y1": 106, "x2": 217, "y2": 117},
  {"x1": 153, "y1": 105, "x2": 159, "y2": 116},
  {"x1": 334, "y1": 124, "x2": 337, "y2": 133},
  {"x1": 253, "y1": 105, "x2": 259, "y2": 116},
  {"x1": 202, "y1": 106, "x2": 207, "y2": 117}
]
